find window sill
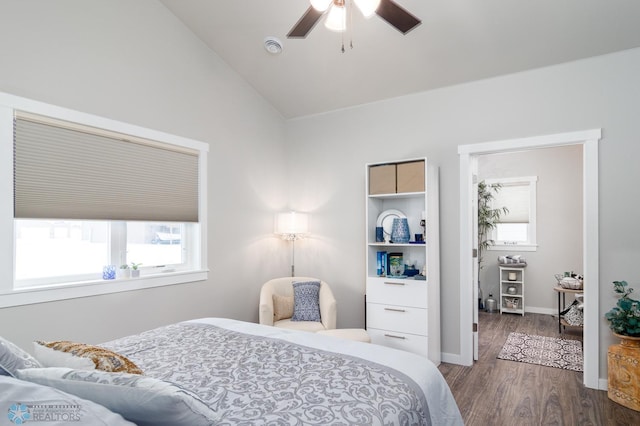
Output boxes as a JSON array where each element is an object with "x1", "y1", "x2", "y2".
[
  {"x1": 488, "y1": 244, "x2": 538, "y2": 252},
  {"x1": 0, "y1": 270, "x2": 208, "y2": 308}
]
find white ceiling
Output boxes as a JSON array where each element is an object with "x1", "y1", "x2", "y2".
[{"x1": 160, "y1": 0, "x2": 640, "y2": 119}]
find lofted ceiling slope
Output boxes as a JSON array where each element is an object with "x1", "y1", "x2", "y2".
[{"x1": 161, "y1": 0, "x2": 640, "y2": 118}]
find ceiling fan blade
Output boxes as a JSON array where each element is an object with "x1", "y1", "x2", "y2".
[
  {"x1": 376, "y1": 0, "x2": 421, "y2": 34},
  {"x1": 287, "y1": 7, "x2": 324, "y2": 38}
]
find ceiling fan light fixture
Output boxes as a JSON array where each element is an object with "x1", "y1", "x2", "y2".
[
  {"x1": 354, "y1": 0, "x2": 380, "y2": 18},
  {"x1": 324, "y1": 4, "x2": 346, "y2": 32},
  {"x1": 310, "y1": 0, "x2": 332, "y2": 12}
]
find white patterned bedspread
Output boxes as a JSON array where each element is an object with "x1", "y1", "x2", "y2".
[{"x1": 102, "y1": 318, "x2": 462, "y2": 425}]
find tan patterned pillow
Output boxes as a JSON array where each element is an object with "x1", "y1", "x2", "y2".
[
  {"x1": 273, "y1": 294, "x2": 294, "y2": 321},
  {"x1": 34, "y1": 341, "x2": 143, "y2": 374}
]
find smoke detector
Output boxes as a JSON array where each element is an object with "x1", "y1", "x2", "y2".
[{"x1": 264, "y1": 36, "x2": 283, "y2": 55}]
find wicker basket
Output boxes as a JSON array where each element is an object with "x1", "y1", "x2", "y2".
[
  {"x1": 505, "y1": 298, "x2": 519, "y2": 309},
  {"x1": 559, "y1": 276, "x2": 583, "y2": 290}
]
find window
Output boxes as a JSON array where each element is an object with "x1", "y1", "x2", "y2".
[
  {"x1": 14, "y1": 220, "x2": 197, "y2": 288},
  {"x1": 0, "y1": 92, "x2": 208, "y2": 307},
  {"x1": 486, "y1": 176, "x2": 538, "y2": 251}
]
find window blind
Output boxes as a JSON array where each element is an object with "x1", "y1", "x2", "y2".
[
  {"x1": 493, "y1": 183, "x2": 530, "y2": 223},
  {"x1": 14, "y1": 112, "x2": 199, "y2": 222}
]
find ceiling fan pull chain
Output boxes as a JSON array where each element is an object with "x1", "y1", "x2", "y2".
[{"x1": 349, "y1": 0, "x2": 354, "y2": 50}]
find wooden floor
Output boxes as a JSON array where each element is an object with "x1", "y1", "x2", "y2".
[{"x1": 438, "y1": 311, "x2": 640, "y2": 426}]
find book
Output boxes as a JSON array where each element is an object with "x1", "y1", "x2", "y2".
[{"x1": 376, "y1": 251, "x2": 387, "y2": 276}]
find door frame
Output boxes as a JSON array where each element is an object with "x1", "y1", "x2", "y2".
[
  {"x1": 471, "y1": 158, "x2": 479, "y2": 361},
  {"x1": 458, "y1": 129, "x2": 601, "y2": 389}
]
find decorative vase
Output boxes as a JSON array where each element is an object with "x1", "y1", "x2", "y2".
[
  {"x1": 375, "y1": 226, "x2": 384, "y2": 243},
  {"x1": 390, "y1": 218, "x2": 410, "y2": 243},
  {"x1": 608, "y1": 333, "x2": 640, "y2": 411},
  {"x1": 102, "y1": 265, "x2": 116, "y2": 280},
  {"x1": 485, "y1": 294, "x2": 497, "y2": 313}
]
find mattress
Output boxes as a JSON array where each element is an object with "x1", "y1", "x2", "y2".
[{"x1": 101, "y1": 317, "x2": 463, "y2": 425}]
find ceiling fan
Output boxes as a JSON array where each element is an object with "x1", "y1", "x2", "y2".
[{"x1": 287, "y1": 0, "x2": 421, "y2": 38}]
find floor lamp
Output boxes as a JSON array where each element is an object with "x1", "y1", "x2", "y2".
[{"x1": 275, "y1": 211, "x2": 309, "y2": 277}]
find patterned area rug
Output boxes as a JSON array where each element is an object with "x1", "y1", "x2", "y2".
[{"x1": 497, "y1": 332, "x2": 583, "y2": 372}]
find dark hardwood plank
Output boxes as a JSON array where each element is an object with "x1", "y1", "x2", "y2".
[{"x1": 438, "y1": 312, "x2": 640, "y2": 425}]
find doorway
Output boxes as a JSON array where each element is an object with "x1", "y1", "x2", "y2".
[{"x1": 458, "y1": 129, "x2": 601, "y2": 389}]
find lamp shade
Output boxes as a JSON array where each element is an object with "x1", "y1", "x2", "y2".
[
  {"x1": 310, "y1": 0, "x2": 332, "y2": 12},
  {"x1": 354, "y1": 0, "x2": 380, "y2": 18},
  {"x1": 275, "y1": 212, "x2": 310, "y2": 238},
  {"x1": 324, "y1": 4, "x2": 346, "y2": 32}
]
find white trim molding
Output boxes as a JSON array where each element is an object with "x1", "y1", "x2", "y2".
[
  {"x1": 458, "y1": 129, "x2": 601, "y2": 389},
  {"x1": 0, "y1": 91, "x2": 210, "y2": 308}
]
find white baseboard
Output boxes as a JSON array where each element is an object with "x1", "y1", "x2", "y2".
[
  {"x1": 599, "y1": 378, "x2": 608, "y2": 391},
  {"x1": 441, "y1": 352, "x2": 468, "y2": 366},
  {"x1": 524, "y1": 306, "x2": 556, "y2": 315}
]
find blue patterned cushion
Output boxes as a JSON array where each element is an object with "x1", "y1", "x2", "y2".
[{"x1": 291, "y1": 281, "x2": 322, "y2": 322}]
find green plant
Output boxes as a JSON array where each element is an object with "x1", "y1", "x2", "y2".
[
  {"x1": 119, "y1": 264, "x2": 129, "y2": 270},
  {"x1": 477, "y1": 181, "x2": 508, "y2": 273},
  {"x1": 130, "y1": 262, "x2": 142, "y2": 270},
  {"x1": 605, "y1": 280, "x2": 640, "y2": 337}
]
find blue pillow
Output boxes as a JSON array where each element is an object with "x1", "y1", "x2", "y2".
[
  {"x1": 15, "y1": 368, "x2": 218, "y2": 426},
  {"x1": 1, "y1": 375, "x2": 134, "y2": 425},
  {"x1": 0, "y1": 336, "x2": 42, "y2": 377},
  {"x1": 291, "y1": 281, "x2": 322, "y2": 322}
]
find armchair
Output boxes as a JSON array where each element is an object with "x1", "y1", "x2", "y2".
[{"x1": 259, "y1": 277, "x2": 337, "y2": 332}]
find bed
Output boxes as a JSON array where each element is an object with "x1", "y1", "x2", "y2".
[{"x1": 7, "y1": 318, "x2": 463, "y2": 425}]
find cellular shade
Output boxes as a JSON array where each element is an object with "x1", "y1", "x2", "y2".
[
  {"x1": 13, "y1": 112, "x2": 199, "y2": 222},
  {"x1": 493, "y1": 183, "x2": 530, "y2": 224}
]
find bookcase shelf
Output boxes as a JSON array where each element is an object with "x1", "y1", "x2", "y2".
[{"x1": 365, "y1": 158, "x2": 441, "y2": 364}]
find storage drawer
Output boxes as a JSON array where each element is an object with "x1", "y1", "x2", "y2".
[
  {"x1": 366, "y1": 277, "x2": 428, "y2": 308},
  {"x1": 366, "y1": 303, "x2": 427, "y2": 336},
  {"x1": 367, "y1": 328, "x2": 428, "y2": 358}
]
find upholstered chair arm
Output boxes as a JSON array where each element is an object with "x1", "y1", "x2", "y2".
[
  {"x1": 319, "y1": 284, "x2": 337, "y2": 330},
  {"x1": 259, "y1": 285, "x2": 274, "y2": 326}
]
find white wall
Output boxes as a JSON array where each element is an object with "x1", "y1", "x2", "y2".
[
  {"x1": 1, "y1": 0, "x2": 638, "y2": 384},
  {"x1": 287, "y1": 48, "x2": 640, "y2": 379},
  {"x1": 0, "y1": 0, "x2": 289, "y2": 350},
  {"x1": 478, "y1": 145, "x2": 583, "y2": 312}
]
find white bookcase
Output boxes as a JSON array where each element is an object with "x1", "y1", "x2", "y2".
[
  {"x1": 364, "y1": 158, "x2": 440, "y2": 365},
  {"x1": 499, "y1": 266, "x2": 525, "y2": 315}
]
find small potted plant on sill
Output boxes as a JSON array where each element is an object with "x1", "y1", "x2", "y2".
[
  {"x1": 117, "y1": 264, "x2": 130, "y2": 279},
  {"x1": 605, "y1": 280, "x2": 640, "y2": 411},
  {"x1": 130, "y1": 262, "x2": 142, "y2": 278}
]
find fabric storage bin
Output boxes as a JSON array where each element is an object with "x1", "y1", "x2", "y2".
[
  {"x1": 397, "y1": 161, "x2": 425, "y2": 193},
  {"x1": 369, "y1": 164, "x2": 396, "y2": 194}
]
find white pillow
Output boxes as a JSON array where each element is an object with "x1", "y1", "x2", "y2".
[
  {"x1": 33, "y1": 342, "x2": 95, "y2": 370},
  {"x1": 15, "y1": 368, "x2": 218, "y2": 426},
  {"x1": 1, "y1": 375, "x2": 134, "y2": 425},
  {"x1": 0, "y1": 336, "x2": 42, "y2": 377},
  {"x1": 33, "y1": 341, "x2": 143, "y2": 374}
]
